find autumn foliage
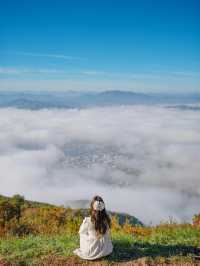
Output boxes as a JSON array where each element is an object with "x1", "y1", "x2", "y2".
[
  {"x1": 0, "y1": 194, "x2": 128, "y2": 237},
  {"x1": 0, "y1": 194, "x2": 199, "y2": 239},
  {"x1": 193, "y1": 214, "x2": 200, "y2": 227}
]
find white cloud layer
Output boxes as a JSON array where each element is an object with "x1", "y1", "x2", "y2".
[{"x1": 0, "y1": 106, "x2": 200, "y2": 224}]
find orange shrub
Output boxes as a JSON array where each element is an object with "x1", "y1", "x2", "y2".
[
  {"x1": 193, "y1": 214, "x2": 200, "y2": 227},
  {"x1": 111, "y1": 216, "x2": 122, "y2": 232}
]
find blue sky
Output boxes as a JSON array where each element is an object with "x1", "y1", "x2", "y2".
[{"x1": 0, "y1": 0, "x2": 199, "y2": 93}]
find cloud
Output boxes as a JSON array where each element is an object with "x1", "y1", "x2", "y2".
[
  {"x1": 151, "y1": 70, "x2": 200, "y2": 78},
  {"x1": 81, "y1": 70, "x2": 108, "y2": 76},
  {"x1": 0, "y1": 67, "x2": 67, "y2": 75},
  {"x1": 16, "y1": 52, "x2": 86, "y2": 61},
  {"x1": 0, "y1": 67, "x2": 24, "y2": 75},
  {"x1": 0, "y1": 105, "x2": 200, "y2": 225},
  {"x1": 80, "y1": 69, "x2": 200, "y2": 79}
]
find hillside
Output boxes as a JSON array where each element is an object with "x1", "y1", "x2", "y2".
[
  {"x1": 0, "y1": 194, "x2": 200, "y2": 265},
  {"x1": 0, "y1": 194, "x2": 143, "y2": 228}
]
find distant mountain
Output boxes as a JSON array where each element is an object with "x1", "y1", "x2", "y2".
[
  {"x1": 0, "y1": 91, "x2": 71, "y2": 109},
  {"x1": 84, "y1": 90, "x2": 154, "y2": 105},
  {"x1": 166, "y1": 104, "x2": 200, "y2": 111},
  {"x1": 66, "y1": 198, "x2": 143, "y2": 226},
  {"x1": 99, "y1": 90, "x2": 151, "y2": 100},
  {"x1": 0, "y1": 90, "x2": 200, "y2": 109}
]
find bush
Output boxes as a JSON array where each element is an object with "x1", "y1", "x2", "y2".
[
  {"x1": 193, "y1": 214, "x2": 200, "y2": 227},
  {"x1": 10, "y1": 223, "x2": 36, "y2": 237}
]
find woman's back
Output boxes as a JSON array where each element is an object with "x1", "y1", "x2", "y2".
[
  {"x1": 74, "y1": 216, "x2": 113, "y2": 260},
  {"x1": 73, "y1": 196, "x2": 113, "y2": 260},
  {"x1": 81, "y1": 216, "x2": 110, "y2": 238}
]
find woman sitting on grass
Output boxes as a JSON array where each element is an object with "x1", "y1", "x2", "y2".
[{"x1": 73, "y1": 195, "x2": 113, "y2": 260}]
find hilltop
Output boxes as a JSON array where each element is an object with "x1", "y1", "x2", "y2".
[
  {"x1": 0, "y1": 194, "x2": 200, "y2": 266},
  {"x1": 0, "y1": 194, "x2": 143, "y2": 229}
]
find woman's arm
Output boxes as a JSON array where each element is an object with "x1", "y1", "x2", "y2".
[{"x1": 79, "y1": 217, "x2": 89, "y2": 236}]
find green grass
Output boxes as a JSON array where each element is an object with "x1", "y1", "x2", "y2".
[
  {"x1": 0, "y1": 226, "x2": 200, "y2": 265},
  {"x1": 110, "y1": 228, "x2": 200, "y2": 261},
  {"x1": 0, "y1": 235, "x2": 79, "y2": 265}
]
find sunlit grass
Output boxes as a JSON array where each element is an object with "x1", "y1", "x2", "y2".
[{"x1": 0, "y1": 225, "x2": 200, "y2": 265}]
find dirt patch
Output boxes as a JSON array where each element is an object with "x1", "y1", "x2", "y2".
[
  {"x1": 35, "y1": 256, "x2": 200, "y2": 266},
  {"x1": 1, "y1": 256, "x2": 200, "y2": 266},
  {"x1": 0, "y1": 258, "x2": 10, "y2": 266},
  {"x1": 116, "y1": 257, "x2": 200, "y2": 266},
  {"x1": 38, "y1": 255, "x2": 106, "y2": 266}
]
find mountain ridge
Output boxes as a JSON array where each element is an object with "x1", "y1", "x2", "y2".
[{"x1": 0, "y1": 90, "x2": 200, "y2": 109}]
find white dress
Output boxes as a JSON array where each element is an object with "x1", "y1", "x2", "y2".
[{"x1": 73, "y1": 217, "x2": 113, "y2": 260}]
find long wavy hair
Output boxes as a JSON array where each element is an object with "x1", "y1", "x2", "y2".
[{"x1": 90, "y1": 195, "x2": 111, "y2": 235}]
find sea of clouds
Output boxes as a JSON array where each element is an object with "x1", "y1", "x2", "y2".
[{"x1": 0, "y1": 105, "x2": 200, "y2": 224}]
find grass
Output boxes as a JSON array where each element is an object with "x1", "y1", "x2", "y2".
[
  {"x1": 0, "y1": 235, "x2": 79, "y2": 265},
  {"x1": 0, "y1": 225, "x2": 200, "y2": 265}
]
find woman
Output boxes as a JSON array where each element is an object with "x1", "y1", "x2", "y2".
[{"x1": 73, "y1": 195, "x2": 113, "y2": 260}]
